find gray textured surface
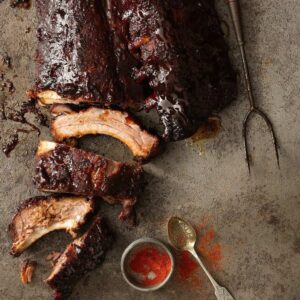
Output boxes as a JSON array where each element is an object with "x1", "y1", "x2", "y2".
[{"x1": 0, "y1": 0, "x2": 299, "y2": 299}]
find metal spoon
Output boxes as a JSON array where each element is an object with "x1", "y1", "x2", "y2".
[{"x1": 168, "y1": 217, "x2": 235, "y2": 300}]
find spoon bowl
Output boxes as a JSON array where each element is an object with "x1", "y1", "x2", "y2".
[{"x1": 168, "y1": 216, "x2": 196, "y2": 251}]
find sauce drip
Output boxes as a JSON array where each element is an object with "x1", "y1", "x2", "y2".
[
  {"x1": 10, "y1": 0, "x2": 31, "y2": 9},
  {"x1": 191, "y1": 117, "x2": 222, "y2": 142},
  {"x1": 2, "y1": 129, "x2": 33, "y2": 157},
  {"x1": 1, "y1": 99, "x2": 48, "y2": 156}
]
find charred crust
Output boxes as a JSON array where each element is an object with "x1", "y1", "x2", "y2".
[
  {"x1": 33, "y1": 142, "x2": 143, "y2": 217},
  {"x1": 46, "y1": 217, "x2": 112, "y2": 299}
]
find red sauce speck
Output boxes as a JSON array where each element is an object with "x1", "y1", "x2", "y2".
[{"x1": 176, "y1": 220, "x2": 223, "y2": 287}]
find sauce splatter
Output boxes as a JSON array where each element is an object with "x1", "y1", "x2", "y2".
[
  {"x1": 186, "y1": 117, "x2": 222, "y2": 156},
  {"x1": 197, "y1": 228, "x2": 222, "y2": 270},
  {"x1": 2, "y1": 129, "x2": 34, "y2": 157},
  {"x1": 1, "y1": 99, "x2": 48, "y2": 156},
  {"x1": 177, "y1": 251, "x2": 202, "y2": 287},
  {"x1": 176, "y1": 220, "x2": 222, "y2": 287},
  {"x1": 191, "y1": 117, "x2": 222, "y2": 142},
  {"x1": 10, "y1": 0, "x2": 31, "y2": 9},
  {"x1": 1, "y1": 53, "x2": 12, "y2": 69}
]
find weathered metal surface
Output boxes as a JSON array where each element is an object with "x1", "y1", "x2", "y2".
[{"x1": 0, "y1": 0, "x2": 299, "y2": 299}]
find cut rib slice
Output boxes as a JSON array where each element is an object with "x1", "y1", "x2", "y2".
[
  {"x1": 9, "y1": 195, "x2": 95, "y2": 256},
  {"x1": 46, "y1": 217, "x2": 112, "y2": 300},
  {"x1": 51, "y1": 105, "x2": 160, "y2": 162},
  {"x1": 34, "y1": 141, "x2": 143, "y2": 223}
]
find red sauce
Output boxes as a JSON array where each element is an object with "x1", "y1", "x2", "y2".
[{"x1": 129, "y1": 246, "x2": 172, "y2": 287}]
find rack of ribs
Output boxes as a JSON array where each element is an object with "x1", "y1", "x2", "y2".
[
  {"x1": 9, "y1": 195, "x2": 95, "y2": 256},
  {"x1": 50, "y1": 104, "x2": 160, "y2": 162},
  {"x1": 32, "y1": 0, "x2": 236, "y2": 142},
  {"x1": 46, "y1": 217, "x2": 112, "y2": 300},
  {"x1": 33, "y1": 0, "x2": 124, "y2": 107},
  {"x1": 108, "y1": 0, "x2": 237, "y2": 141},
  {"x1": 33, "y1": 141, "x2": 143, "y2": 223}
]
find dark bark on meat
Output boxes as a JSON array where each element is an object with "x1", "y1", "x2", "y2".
[
  {"x1": 33, "y1": 141, "x2": 143, "y2": 222},
  {"x1": 34, "y1": 0, "x2": 236, "y2": 141},
  {"x1": 111, "y1": 0, "x2": 237, "y2": 141},
  {"x1": 105, "y1": 0, "x2": 145, "y2": 107},
  {"x1": 34, "y1": 0, "x2": 123, "y2": 106},
  {"x1": 46, "y1": 217, "x2": 112, "y2": 300}
]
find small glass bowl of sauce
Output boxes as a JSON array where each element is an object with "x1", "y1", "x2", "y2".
[{"x1": 121, "y1": 237, "x2": 174, "y2": 291}]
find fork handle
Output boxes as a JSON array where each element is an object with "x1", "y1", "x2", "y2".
[
  {"x1": 227, "y1": 0, "x2": 255, "y2": 108},
  {"x1": 227, "y1": 0, "x2": 244, "y2": 46}
]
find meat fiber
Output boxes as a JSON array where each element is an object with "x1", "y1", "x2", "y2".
[
  {"x1": 50, "y1": 105, "x2": 160, "y2": 162},
  {"x1": 33, "y1": 141, "x2": 143, "y2": 222},
  {"x1": 9, "y1": 195, "x2": 95, "y2": 256},
  {"x1": 46, "y1": 217, "x2": 112, "y2": 300}
]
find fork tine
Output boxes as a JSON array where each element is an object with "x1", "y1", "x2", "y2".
[
  {"x1": 243, "y1": 109, "x2": 254, "y2": 173},
  {"x1": 254, "y1": 108, "x2": 280, "y2": 168}
]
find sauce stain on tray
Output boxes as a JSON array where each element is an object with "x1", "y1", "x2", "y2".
[
  {"x1": 186, "y1": 117, "x2": 222, "y2": 156},
  {"x1": 175, "y1": 219, "x2": 223, "y2": 287}
]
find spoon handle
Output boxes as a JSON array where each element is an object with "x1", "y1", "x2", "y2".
[{"x1": 189, "y1": 248, "x2": 235, "y2": 300}]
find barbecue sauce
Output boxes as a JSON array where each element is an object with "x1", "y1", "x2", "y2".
[
  {"x1": 191, "y1": 117, "x2": 222, "y2": 142},
  {"x1": 1, "y1": 99, "x2": 48, "y2": 157},
  {"x1": 10, "y1": 0, "x2": 31, "y2": 9}
]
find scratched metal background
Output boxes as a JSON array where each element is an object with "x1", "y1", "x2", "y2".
[{"x1": 0, "y1": 0, "x2": 299, "y2": 299}]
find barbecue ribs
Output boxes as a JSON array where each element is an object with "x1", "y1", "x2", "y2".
[
  {"x1": 112, "y1": 0, "x2": 237, "y2": 140},
  {"x1": 33, "y1": 0, "x2": 123, "y2": 107},
  {"x1": 32, "y1": 0, "x2": 236, "y2": 141},
  {"x1": 9, "y1": 195, "x2": 95, "y2": 256},
  {"x1": 46, "y1": 217, "x2": 112, "y2": 300},
  {"x1": 33, "y1": 141, "x2": 143, "y2": 222},
  {"x1": 51, "y1": 105, "x2": 160, "y2": 162}
]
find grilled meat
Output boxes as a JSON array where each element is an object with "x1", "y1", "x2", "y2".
[
  {"x1": 46, "y1": 217, "x2": 112, "y2": 300},
  {"x1": 33, "y1": 0, "x2": 236, "y2": 141},
  {"x1": 33, "y1": 141, "x2": 143, "y2": 222},
  {"x1": 9, "y1": 195, "x2": 95, "y2": 256},
  {"x1": 34, "y1": 0, "x2": 123, "y2": 107},
  {"x1": 51, "y1": 105, "x2": 160, "y2": 162},
  {"x1": 106, "y1": 0, "x2": 145, "y2": 107},
  {"x1": 110, "y1": 0, "x2": 237, "y2": 141}
]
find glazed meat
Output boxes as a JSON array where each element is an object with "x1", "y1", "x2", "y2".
[
  {"x1": 111, "y1": 0, "x2": 237, "y2": 141},
  {"x1": 33, "y1": 0, "x2": 236, "y2": 141},
  {"x1": 34, "y1": 0, "x2": 123, "y2": 107},
  {"x1": 9, "y1": 196, "x2": 95, "y2": 256},
  {"x1": 51, "y1": 105, "x2": 160, "y2": 162},
  {"x1": 46, "y1": 217, "x2": 112, "y2": 300},
  {"x1": 106, "y1": 0, "x2": 144, "y2": 107},
  {"x1": 33, "y1": 141, "x2": 143, "y2": 222}
]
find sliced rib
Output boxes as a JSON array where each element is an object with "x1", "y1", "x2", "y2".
[
  {"x1": 34, "y1": 0, "x2": 123, "y2": 107},
  {"x1": 33, "y1": 141, "x2": 143, "y2": 222},
  {"x1": 9, "y1": 195, "x2": 95, "y2": 257},
  {"x1": 46, "y1": 217, "x2": 112, "y2": 300},
  {"x1": 51, "y1": 105, "x2": 160, "y2": 162}
]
